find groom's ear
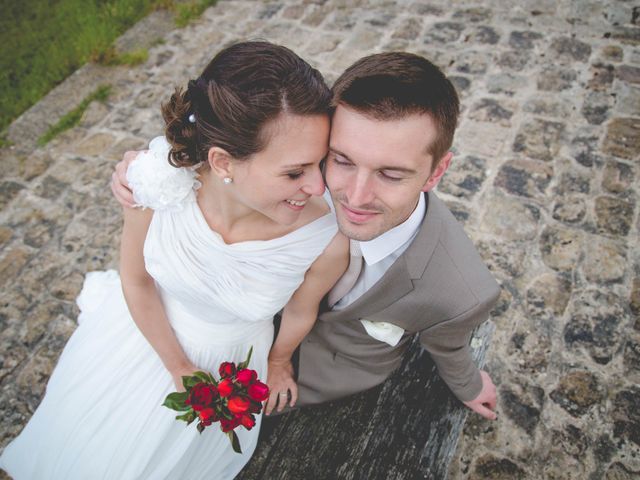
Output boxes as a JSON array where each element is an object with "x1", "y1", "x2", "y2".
[
  {"x1": 207, "y1": 146, "x2": 234, "y2": 179},
  {"x1": 421, "y1": 151, "x2": 452, "y2": 192}
]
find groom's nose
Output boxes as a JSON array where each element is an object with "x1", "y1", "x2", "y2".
[{"x1": 345, "y1": 171, "x2": 374, "y2": 207}]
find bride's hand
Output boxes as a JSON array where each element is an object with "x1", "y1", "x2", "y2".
[
  {"x1": 265, "y1": 358, "x2": 297, "y2": 415},
  {"x1": 170, "y1": 363, "x2": 199, "y2": 392}
]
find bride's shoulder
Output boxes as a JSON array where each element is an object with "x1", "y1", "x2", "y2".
[{"x1": 126, "y1": 136, "x2": 200, "y2": 211}]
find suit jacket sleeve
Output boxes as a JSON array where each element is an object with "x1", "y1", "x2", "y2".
[{"x1": 418, "y1": 285, "x2": 499, "y2": 402}]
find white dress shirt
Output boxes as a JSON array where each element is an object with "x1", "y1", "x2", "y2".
[{"x1": 331, "y1": 193, "x2": 426, "y2": 310}]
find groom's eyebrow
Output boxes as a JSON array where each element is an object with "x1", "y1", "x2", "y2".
[{"x1": 329, "y1": 146, "x2": 348, "y2": 157}]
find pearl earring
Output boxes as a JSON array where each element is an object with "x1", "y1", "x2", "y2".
[{"x1": 223, "y1": 177, "x2": 233, "y2": 185}]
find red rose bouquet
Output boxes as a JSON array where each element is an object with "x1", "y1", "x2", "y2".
[{"x1": 162, "y1": 347, "x2": 269, "y2": 453}]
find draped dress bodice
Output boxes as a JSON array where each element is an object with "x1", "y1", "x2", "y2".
[{"x1": 144, "y1": 193, "x2": 338, "y2": 346}]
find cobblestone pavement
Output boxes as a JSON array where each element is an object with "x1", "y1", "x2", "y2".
[{"x1": 1, "y1": 1, "x2": 639, "y2": 478}]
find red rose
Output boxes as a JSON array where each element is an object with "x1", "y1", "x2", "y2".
[
  {"x1": 240, "y1": 413, "x2": 256, "y2": 429},
  {"x1": 186, "y1": 383, "x2": 217, "y2": 411},
  {"x1": 217, "y1": 378, "x2": 234, "y2": 398},
  {"x1": 198, "y1": 407, "x2": 218, "y2": 426},
  {"x1": 235, "y1": 369, "x2": 257, "y2": 386},
  {"x1": 220, "y1": 416, "x2": 241, "y2": 432},
  {"x1": 219, "y1": 362, "x2": 236, "y2": 378},
  {"x1": 227, "y1": 396, "x2": 250, "y2": 414},
  {"x1": 247, "y1": 381, "x2": 269, "y2": 402}
]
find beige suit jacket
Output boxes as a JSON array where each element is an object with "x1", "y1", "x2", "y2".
[{"x1": 296, "y1": 191, "x2": 500, "y2": 405}]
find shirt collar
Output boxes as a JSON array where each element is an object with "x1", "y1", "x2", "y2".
[{"x1": 357, "y1": 193, "x2": 426, "y2": 265}]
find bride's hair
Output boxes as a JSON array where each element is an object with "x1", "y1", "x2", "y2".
[{"x1": 161, "y1": 41, "x2": 332, "y2": 168}]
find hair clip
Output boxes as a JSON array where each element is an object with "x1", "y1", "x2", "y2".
[{"x1": 188, "y1": 114, "x2": 196, "y2": 123}]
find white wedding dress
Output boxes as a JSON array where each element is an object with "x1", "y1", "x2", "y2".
[{"x1": 0, "y1": 137, "x2": 338, "y2": 480}]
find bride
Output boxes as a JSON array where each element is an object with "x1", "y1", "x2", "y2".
[{"x1": 0, "y1": 41, "x2": 348, "y2": 479}]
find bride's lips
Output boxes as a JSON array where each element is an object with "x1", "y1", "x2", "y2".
[
  {"x1": 339, "y1": 203, "x2": 379, "y2": 224},
  {"x1": 284, "y1": 198, "x2": 307, "y2": 211}
]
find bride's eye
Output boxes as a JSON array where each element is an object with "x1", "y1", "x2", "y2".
[{"x1": 287, "y1": 171, "x2": 304, "y2": 179}]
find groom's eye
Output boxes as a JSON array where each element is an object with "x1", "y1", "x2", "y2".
[
  {"x1": 286, "y1": 171, "x2": 304, "y2": 179},
  {"x1": 333, "y1": 155, "x2": 352, "y2": 167},
  {"x1": 379, "y1": 170, "x2": 404, "y2": 181}
]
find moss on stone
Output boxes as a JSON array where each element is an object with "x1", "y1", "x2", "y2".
[{"x1": 37, "y1": 85, "x2": 111, "y2": 146}]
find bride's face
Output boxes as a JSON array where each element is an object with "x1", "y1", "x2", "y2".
[{"x1": 230, "y1": 113, "x2": 330, "y2": 225}]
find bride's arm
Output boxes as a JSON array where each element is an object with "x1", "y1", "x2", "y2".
[
  {"x1": 265, "y1": 232, "x2": 349, "y2": 414},
  {"x1": 119, "y1": 207, "x2": 196, "y2": 390}
]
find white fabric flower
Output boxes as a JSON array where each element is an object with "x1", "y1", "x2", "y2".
[
  {"x1": 359, "y1": 320, "x2": 405, "y2": 346},
  {"x1": 126, "y1": 136, "x2": 201, "y2": 211}
]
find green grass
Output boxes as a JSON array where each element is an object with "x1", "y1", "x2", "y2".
[
  {"x1": 174, "y1": 0, "x2": 218, "y2": 27},
  {"x1": 0, "y1": 135, "x2": 13, "y2": 148},
  {"x1": 1, "y1": 0, "x2": 219, "y2": 137},
  {"x1": 38, "y1": 85, "x2": 112, "y2": 146},
  {"x1": 0, "y1": 0, "x2": 167, "y2": 134},
  {"x1": 96, "y1": 47, "x2": 150, "y2": 66}
]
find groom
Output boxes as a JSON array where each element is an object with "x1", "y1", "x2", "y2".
[{"x1": 111, "y1": 52, "x2": 500, "y2": 420}]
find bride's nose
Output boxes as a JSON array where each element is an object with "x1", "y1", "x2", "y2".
[{"x1": 301, "y1": 166, "x2": 325, "y2": 196}]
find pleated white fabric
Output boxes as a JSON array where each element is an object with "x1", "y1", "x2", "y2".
[{"x1": 0, "y1": 192, "x2": 337, "y2": 480}]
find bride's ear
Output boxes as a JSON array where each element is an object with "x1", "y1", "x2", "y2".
[{"x1": 207, "y1": 147, "x2": 234, "y2": 179}]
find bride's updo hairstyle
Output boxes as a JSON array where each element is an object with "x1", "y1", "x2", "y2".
[{"x1": 161, "y1": 41, "x2": 332, "y2": 168}]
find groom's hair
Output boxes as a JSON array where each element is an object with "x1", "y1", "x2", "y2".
[
  {"x1": 163, "y1": 41, "x2": 331, "y2": 168},
  {"x1": 331, "y1": 52, "x2": 459, "y2": 164}
]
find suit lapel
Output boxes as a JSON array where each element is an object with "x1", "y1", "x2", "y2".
[
  {"x1": 321, "y1": 192, "x2": 444, "y2": 323},
  {"x1": 322, "y1": 256, "x2": 414, "y2": 321},
  {"x1": 404, "y1": 192, "x2": 443, "y2": 279}
]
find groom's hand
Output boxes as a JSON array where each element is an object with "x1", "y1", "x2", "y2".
[
  {"x1": 265, "y1": 358, "x2": 297, "y2": 415},
  {"x1": 110, "y1": 150, "x2": 142, "y2": 208},
  {"x1": 462, "y1": 370, "x2": 497, "y2": 420}
]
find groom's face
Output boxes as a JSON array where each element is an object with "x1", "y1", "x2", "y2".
[{"x1": 325, "y1": 105, "x2": 448, "y2": 242}]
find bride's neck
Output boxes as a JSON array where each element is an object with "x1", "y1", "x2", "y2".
[{"x1": 196, "y1": 171, "x2": 265, "y2": 236}]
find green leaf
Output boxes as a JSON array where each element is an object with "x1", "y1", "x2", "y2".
[
  {"x1": 162, "y1": 391, "x2": 190, "y2": 411},
  {"x1": 237, "y1": 346, "x2": 253, "y2": 370},
  {"x1": 175, "y1": 411, "x2": 196, "y2": 425},
  {"x1": 182, "y1": 375, "x2": 199, "y2": 390},
  {"x1": 193, "y1": 371, "x2": 213, "y2": 384},
  {"x1": 221, "y1": 408, "x2": 233, "y2": 420},
  {"x1": 197, "y1": 422, "x2": 205, "y2": 434},
  {"x1": 227, "y1": 431, "x2": 242, "y2": 454}
]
